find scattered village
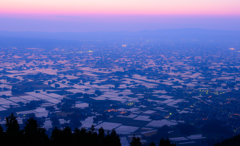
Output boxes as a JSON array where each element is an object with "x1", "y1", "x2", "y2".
[{"x1": 0, "y1": 40, "x2": 240, "y2": 146}]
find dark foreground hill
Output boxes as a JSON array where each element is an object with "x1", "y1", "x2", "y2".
[{"x1": 214, "y1": 135, "x2": 240, "y2": 146}]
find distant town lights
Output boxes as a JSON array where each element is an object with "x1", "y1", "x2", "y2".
[{"x1": 229, "y1": 48, "x2": 235, "y2": 50}]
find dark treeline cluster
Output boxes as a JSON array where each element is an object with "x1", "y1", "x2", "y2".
[
  {"x1": 0, "y1": 113, "x2": 121, "y2": 146},
  {"x1": 214, "y1": 135, "x2": 240, "y2": 146},
  {"x1": 0, "y1": 113, "x2": 177, "y2": 146},
  {"x1": 131, "y1": 136, "x2": 176, "y2": 146}
]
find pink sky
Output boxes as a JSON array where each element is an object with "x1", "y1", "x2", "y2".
[
  {"x1": 1, "y1": 0, "x2": 240, "y2": 15},
  {"x1": 0, "y1": 0, "x2": 240, "y2": 31}
]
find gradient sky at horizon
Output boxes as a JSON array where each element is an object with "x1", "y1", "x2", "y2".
[{"x1": 1, "y1": 0, "x2": 240, "y2": 32}]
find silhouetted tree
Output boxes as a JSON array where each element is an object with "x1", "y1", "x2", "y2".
[
  {"x1": 0, "y1": 125, "x2": 3, "y2": 142},
  {"x1": 24, "y1": 118, "x2": 49, "y2": 146},
  {"x1": 62, "y1": 127, "x2": 73, "y2": 145},
  {"x1": 5, "y1": 113, "x2": 23, "y2": 145},
  {"x1": 6, "y1": 113, "x2": 20, "y2": 134},
  {"x1": 98, "y1": 127, "x2": 105, "y2": 146},
  {"x1": 130, "y1": 135, "x2": 141, "y2": 146},
  {"x1": 0, "y1": 125, "x2": 3, "y2": 134},
  {"x1": 150, "y1": 142, "x2": 156, "y2": 146},
  {"x1": 159, "y1": 138, "x2": 176, "y2": 146},
  {"x1": 50, "y1": 127, "x2": 62, "y2": 145},
  {"x1": 107, "y1": 129, "x2": 121, "y2": 146}
]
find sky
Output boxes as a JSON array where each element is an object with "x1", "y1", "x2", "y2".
[{"x1": 0, "y1": 0, "x2": 240, "y2": 32}]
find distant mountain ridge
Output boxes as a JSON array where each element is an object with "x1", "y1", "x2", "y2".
[{"x1": 0, "y1": 28, "x2": 240, "y2": 41}]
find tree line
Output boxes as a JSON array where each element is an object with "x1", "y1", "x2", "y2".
[
  {"x1": 0, "y1": 113, "x2": 177, "y2": 146},
  {"x1": 0, "y1": 113, "x2": 121, "y2": 146}
]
